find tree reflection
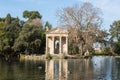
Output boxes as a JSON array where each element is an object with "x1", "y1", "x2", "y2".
[
  {"x1": 45, "y1": 59, "x2": 93, "y2": 80},
  {"x1": 45, "y1": 57, "x2": 120, "y2": 80},
  {"x1": 92, "y1": 56, "x2": 120, "y2": 80}
]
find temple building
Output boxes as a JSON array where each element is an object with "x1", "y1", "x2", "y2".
[{"x1": 46, "y1": 27, "x2": 68, "y2": 55}]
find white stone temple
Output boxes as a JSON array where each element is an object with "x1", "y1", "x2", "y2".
[{"x1": 46, "y1": 27, "x2": 68, "y2": 55}]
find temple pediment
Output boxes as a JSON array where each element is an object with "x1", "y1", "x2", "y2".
[{"x1": 46, "y1": 27, "x2": 68, "y2": 34}]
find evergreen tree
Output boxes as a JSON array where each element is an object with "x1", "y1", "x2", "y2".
[{"x1": 45, "y1": 21, "x2": 52, "y2": 30}]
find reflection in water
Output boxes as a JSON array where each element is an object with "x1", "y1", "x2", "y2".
[
  {"x1": 46, "y1": 59, "x2": 68, "y2": 80},
  {"x1": 45, "y1": 59, "x2": 94, "y2": 80},
  {"x1": 0, "y1": 57, "x2": 120, "y2": 80},
  {"x1": 67, "y1": 59, "x2": 93, "y2": 80},
  {"x1": 0, "y1": 60, "x2": 45, "y2": 80},
  {"x1": 92, "y1": 56, "x2": 120, "y2": 80},
  {"x1": 46, "y1": 57, "x2": 120, "y2": 80}
]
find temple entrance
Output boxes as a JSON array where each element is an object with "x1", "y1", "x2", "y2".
[{"x1": 54, "y1": 37, "x2": 60, "y2": 54}]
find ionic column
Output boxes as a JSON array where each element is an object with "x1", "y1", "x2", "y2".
[
  {"x1": 66, "y1": 36, "x2": 68, "y2": 55},
  {"x1": 59, "y1": 36, "x2": 62, "y2": 55},
  {"x1": 52, "y1": 36, "x2": 54, "y2": 54},
  {"x1": 46, "y1": 36, "x2": 48, "y2": 54}
]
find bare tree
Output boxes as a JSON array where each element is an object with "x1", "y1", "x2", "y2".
[{"x1": 57, "y1": 2, "x2": 105, "y2": 56}]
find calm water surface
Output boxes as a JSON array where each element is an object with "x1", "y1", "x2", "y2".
[{"x1": 0, "y1": 56, "x2": 120, "y2": 80}]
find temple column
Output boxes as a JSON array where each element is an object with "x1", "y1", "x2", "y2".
[
  {"x1": 66, "y1": 36, "x2": 68, "y2": 55},
  {"x1": 46, "y1": 36, "x2": 48, "y2": 54},
  {"x1": 59, "y1": 36, "x2": 62, "y2": 55},
  {"x1": 52, "y1": 36, "x2": 55, "y2": 54}
]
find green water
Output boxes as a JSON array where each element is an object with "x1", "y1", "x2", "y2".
[{"x1": 0, "y1": 56, "x2": 120, "y2": 80}]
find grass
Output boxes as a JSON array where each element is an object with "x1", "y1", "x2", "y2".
[
  {"x1": 20, "y1": 54, "x2": 46, "y2": 60},
  {"x1": 20, "y1": 53, "x2": 71, "y2": 60},
  {"x1": 115, "y1": 56, "x2": 120, "y2": 58}
]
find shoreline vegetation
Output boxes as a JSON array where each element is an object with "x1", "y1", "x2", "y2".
[
  {"x1": 0, "y1": 53, "x2": 120, "y2": 61},
  {"x1": 19, "y1": 53, "x2": 120, "y2": 60}
]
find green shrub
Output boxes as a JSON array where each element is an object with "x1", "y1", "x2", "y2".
[{"x1": 46, "y1": 53, "x2": 52, "y2": 59}]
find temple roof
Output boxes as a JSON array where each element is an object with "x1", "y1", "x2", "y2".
[{"x1": 46, "y1": 27, "x2": 68, "y2": 34}]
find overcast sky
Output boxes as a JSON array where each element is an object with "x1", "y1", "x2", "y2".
[{"x1": 0, "y1": 0, "x2": 120, "y2": 30}]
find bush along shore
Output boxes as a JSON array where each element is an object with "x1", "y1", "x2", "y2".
[{"x1": 20, "y1": 53, "x2": 92, "y2": 60}]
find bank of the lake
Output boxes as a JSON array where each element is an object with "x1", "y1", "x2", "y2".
[
  {"x1": 19, "y1": 53, "x2": 120, "y2": 61},
  {"x1": 20, "y1": 54, "x2": 85, "y2": 60}
]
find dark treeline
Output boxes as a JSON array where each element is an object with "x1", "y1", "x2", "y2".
[{"x1": 0, "y1": 10, "x2": 52, "y2": 58}]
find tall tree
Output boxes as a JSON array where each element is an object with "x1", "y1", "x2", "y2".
[
  {"x1": 109, "y1": 20, "x2": 120, "y2": 41},
  {"x1": 0, "y1": 14, "x2": 21, "y2": 56},
  {"x1": 45, "y1": 21, "x2": 52, "y2": 30},
  {"x1": 5, "y1": 13, "x2": 11, "y2": 25},
  {"x1": 13, "y1": 25, "x2": 45, "y2": 54},
  {"x1": 23, "y1": 10, "x2": 43, "y2": 28},
  {"x1": 57, "y1": 2, "x2": 105, "y2": 55},
  {"x1": 23, "y1": 10, "x2": 42, "y2": 20},
  {"x1": 109, "y1": 20, "x2": 120, "y2": 54},
  {"x1": 0, "y1": 22, "x2": 5, "y2": 55}
]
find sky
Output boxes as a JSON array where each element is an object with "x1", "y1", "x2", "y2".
[{"x1": 0, "y1": 0, "x2": 120, "y2": 30}]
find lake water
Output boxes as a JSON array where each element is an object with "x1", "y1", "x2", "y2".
[{"x1": 0, "y1": 56, "x2": 120, "y2": 80}]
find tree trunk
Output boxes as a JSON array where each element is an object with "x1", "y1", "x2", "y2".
[{"x1": 80, "y1": 43, "x2": 83, "y2": 56}]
